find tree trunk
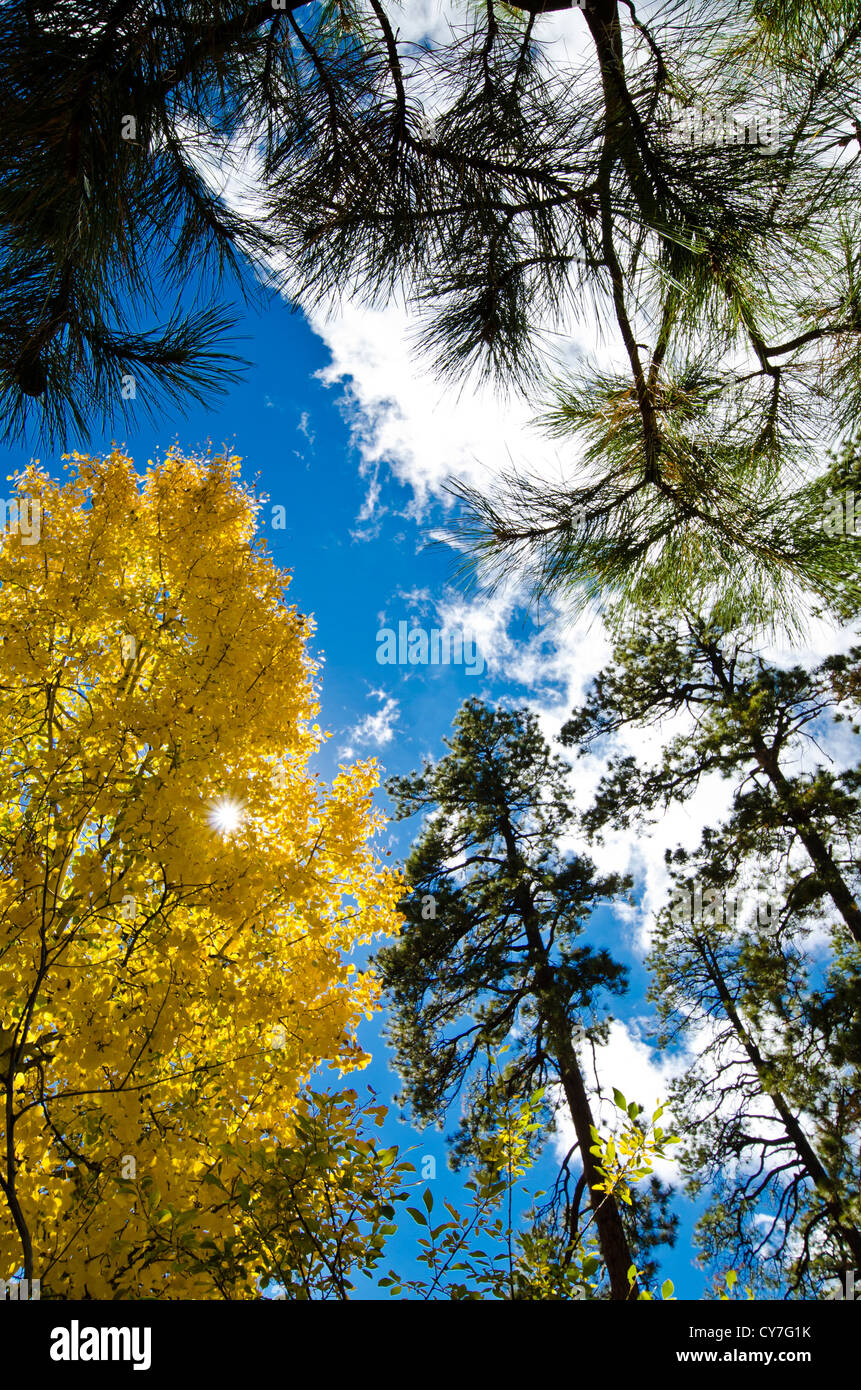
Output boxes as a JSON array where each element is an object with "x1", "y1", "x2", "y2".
[
  {"x1": 704, "y1": 641, "x2": 861, "y2": 948},
  {"x1": 551, "y1": 1018, "x2": 639, "y2": 1300},
  {"x1": 752, "y1": 736, "x2": 861, "y2": 948},
  {"x1": 699, "y1": 934, "x2": 861, "y2": 1270},
  {"x1": 499, "y1": 815, "x2": 637, "y2": 1299}
]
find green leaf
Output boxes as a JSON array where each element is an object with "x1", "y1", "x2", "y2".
[
  {"x1": 431, "y1": 1222, "x2": 458, "y2": 1238},
  {"x1": 612, "y1": 1088, "x2": 627, "y2": 1112},
  {"x1": 406, "y1": 1207, "x2": 428, "y2": 1226},
  {"x1": 661, "y1": 1279, "x2": 675, "y2": 1300},
  {"x1": 422, "y1": 1187, "x2": 434, "y2": 1213}
]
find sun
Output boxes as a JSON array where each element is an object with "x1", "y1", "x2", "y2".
[{"x1": 206, "y1": 796, "x2": 246, "y2": 836}]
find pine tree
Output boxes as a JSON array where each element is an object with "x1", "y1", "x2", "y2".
[
  {"x1": 563, "y1": 612, "x2": 861, "y2": 1292},
  {"x1": 445, "y1": 2, "x2": 861, "y2": 621},
  {"x1": 561, "y1": 613, "x2": 861, "y2": 948},
  {"x1": 376, "y1": 697, "x2": 677, "y2": 1300},
  {"x1": 648, "y1": 834, "x2": 861, "y2": 1295},
  {"x1": 0, "y1": 0, "x2": 285, "y2": 441},
  {"x1": 5, "y1": 1, "x2": 861, "y2": 621}
]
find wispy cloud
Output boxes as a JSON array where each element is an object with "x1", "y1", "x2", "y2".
[
  {"x1": 297, "y1": 410, "x2": 315, "y2": 446},
  {"x1": 340, "y1": 693, "x2": 400, "y2": 761}
]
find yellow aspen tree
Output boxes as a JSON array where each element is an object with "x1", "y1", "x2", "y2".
[{"x1": 0, "y1": 446, "x2": 402, "y2": 1298}]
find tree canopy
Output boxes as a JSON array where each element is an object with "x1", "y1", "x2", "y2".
[
  {"x1": 5, "y1": 1, "x2": 861, "y2": 618},
  {"x1": 0, "y1": 446, "x2": 401, "y2": 1297},
  {"x1": 564, "y1": 613, "x2": 861, "y2": 1295},
  {"x1": 377, "y1": 697, "x2": 678, "y2": 1299}
]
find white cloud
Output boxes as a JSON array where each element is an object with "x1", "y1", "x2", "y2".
[
  {"x1": 549, "y1": 1018, "x2": 689, "y2": 1188},
  {"x1": 431, "y1": 585, "x2": 609, "y2": 703},
  {"x1": 313, "y1": 298, "x2": 578, "y2": 519},
  {"x1": 340, "y1": 693, "x2": 400, "y2": 760},
  {"x1": 395, "y1": 586, "x2": 433, "y2": 607},
  {"x1": 297, "y1": 411, "x2": 315, "y2": 446}
]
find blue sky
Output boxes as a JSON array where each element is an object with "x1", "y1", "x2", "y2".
[{"x1": 3, "y1": 279, "x2": 712, "y2": 1297}]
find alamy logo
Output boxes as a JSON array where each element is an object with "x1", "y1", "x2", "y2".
[
  {"x1": 822, "y1": 490, "x2": 859, "y2": 536},
  {"x1": 50, "y1": 1320, "x2": 152, "y2": 1371},
  {"x1": 827, "y1": 1270, "x2": 859, "y2": 1301},
  {"x1": 376, "y1": 621, "x2": 484, "y2": 676},
  {"x1": 670, "y1": 886, "x2": 738, "y2": 924},
  {"x1": 0, "y1": 498, "x2": 40, "y2": 545},
  {"x1": 668, "y1": 107, "x2": 780, "y2": 153},
  {"x1": 669, "y1": 885, "x2": 779, "y2": 926},
  {"x1": 0, "y1": 1277, "x2": 39, "y2": 1300}
]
